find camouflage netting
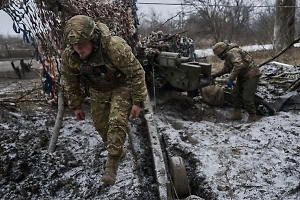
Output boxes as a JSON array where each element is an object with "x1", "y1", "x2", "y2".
[
  {"x1": 138, "y1": 30, "x2": 196, "y2": 61},
  {"x1": 1, "y1": 0, "x2": 197, "y2": 103},
  {"x1": 1, "y1": 0, "x2": 138, "y2": 102},
  {"x1": 1, "y1": 0, "x2": 139, "y2": 56}
]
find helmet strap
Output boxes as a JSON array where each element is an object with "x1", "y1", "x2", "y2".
[{"x1": 91, "y1": 28, "x2": 101, "y2": 50}]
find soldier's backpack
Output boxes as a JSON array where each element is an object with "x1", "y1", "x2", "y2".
[{"x1": 200, "y1": 84, "x2": 224, "y2": 106}]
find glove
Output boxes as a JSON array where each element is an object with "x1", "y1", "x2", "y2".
[
  {"x1": 211, "y1": 73, "x2": 217, "y2": 79},
  {"x1": 226, "y1": 79, "x2": 233, "y2": 88}
]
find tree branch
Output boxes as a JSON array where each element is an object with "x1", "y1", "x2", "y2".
[{"x1": 258, "y1": 36, "x2": 300, "y2": 68}]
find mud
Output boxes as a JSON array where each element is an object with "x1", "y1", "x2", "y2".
[
  {"x1": 0, "y1": 63, "x2": 159, "y2": 199},
  {"x1": 0, "y1": 60, "x2": 299, "y2": 200}
]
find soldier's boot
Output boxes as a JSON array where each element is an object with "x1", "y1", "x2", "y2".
[
  {"x1": 246, "y1": 114, "x2": 257, "y2": 123},
  {"x1": 227, "y1": 109, "x2": 242, "y2": 121},
  {"x1": 101, "y1": 155, "x2": 121, "y2": 185}
]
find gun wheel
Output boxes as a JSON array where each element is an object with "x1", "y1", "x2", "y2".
[{"x1": 169, "y1": 156, "x2": 189, "y2": 198}]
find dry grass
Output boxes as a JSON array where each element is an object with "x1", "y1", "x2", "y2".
[{"x1": 207, "y1": 47, "x2": 300, "y2": 72}]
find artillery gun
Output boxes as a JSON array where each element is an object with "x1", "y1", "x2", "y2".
[{"x1": 136, "y1": 31, "x2": 212, "y2": 97}]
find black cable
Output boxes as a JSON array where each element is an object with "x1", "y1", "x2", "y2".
[{"x1": 137, "y1": 2, "x2": 300, "y2": 8}]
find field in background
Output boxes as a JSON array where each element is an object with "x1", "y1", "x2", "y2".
[
  {"x1": 207, "y1": 47, "x2": 300, "y2": 72},
  {"x1": 1, "y1": 44, "x2": 299, "y2": 76},
  {"x1": 0, "y1": 49, "x2": 35, "y2": 60}
]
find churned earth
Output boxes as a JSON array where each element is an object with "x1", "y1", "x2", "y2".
[
  {"x1": 0, "y1": 58, "x2": 300, "y2": 200},
  {"x1": 0, "y1": 60, "x2": 159, "y2": 200}
]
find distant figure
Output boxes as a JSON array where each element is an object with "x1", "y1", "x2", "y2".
[
  {"x1": 20, "y1": 59, "x2": 31, "y2": 72},
  {"x1": 211, "y1": 41, "x2": 261, "y2": 123},
  {"x1": 61, "y1": 15, "x2": 147, "y2": 185}
]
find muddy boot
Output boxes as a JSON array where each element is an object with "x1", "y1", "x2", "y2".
[
  {"x1": 246, "y1": 114, "x2": 257, "y2": 123},
  {"x1": 101, "y1": 155, "x2": 121, "y2": 185},
  {"x1": 227, "y1": 109, "x2": 242, "y2": 121}
]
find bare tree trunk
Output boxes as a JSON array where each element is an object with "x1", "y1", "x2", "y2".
[
  {"x1": 48, "y1": 77, "x2": 64, "y2": 153},
  {"x1": 274, "y1": 0, "x2": 296, "y2": 52},
  {"x1": 48, "y1": 5, "x2": 66, "y2": 153}
]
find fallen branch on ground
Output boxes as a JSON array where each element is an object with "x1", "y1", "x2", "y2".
[
  {"x1": 268, "y1": 80, "x2": 295, "y2": 85},
  {"x1": 288, "y1": 78, "x2": 300, "y2": 91},
  {"x1": 16, "y1": 87, "x2": 41, "y2": 102},
  {"x1": 264, "y1": 71, "x2": 300, "y2": 78}
]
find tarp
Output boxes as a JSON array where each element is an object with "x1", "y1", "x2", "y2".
[{"x1": 273, "y1": 90, "x2": 300, "y2": 111}]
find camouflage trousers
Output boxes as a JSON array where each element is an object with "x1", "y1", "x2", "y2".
[
  {"x1": 89, "y1": 86, "x2": 132, "y2": 157},
  {"x1": 231, "y1": 76, "x2": 260, "y2": 114}
]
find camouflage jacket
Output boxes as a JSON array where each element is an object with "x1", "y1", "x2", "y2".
[
  {"x1": 61, "y1": 23, "x2": 147, "y2": 110},
  {"x1": 215, "y1": 43, "x2": 261, "y2": 81}
]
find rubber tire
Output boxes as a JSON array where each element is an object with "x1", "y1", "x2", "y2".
[{"x1": 169, "y1": 156, "x2": 189, "y2": 198}]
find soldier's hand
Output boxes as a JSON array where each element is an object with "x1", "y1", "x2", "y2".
[
  {"x1": 74, "y1": 110, "x2": 85, "y2": 120},
  {"x1": 130, "y1": 104, "x2": 141, "y2": 119}
]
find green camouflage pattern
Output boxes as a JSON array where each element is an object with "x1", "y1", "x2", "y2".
[
  {"x1": 215, "y1": 43, "x2": 261, "y2": 81},
  {"x1": 231, "y1": 76, "x2": 260, "y2": 114},
  {"x1": 64, "y1": 15, "x2": 96, "y2": 45},
  {"x1": 61, "y1": 21, "x2": 147, "y2": 156},
  {"x1": 212, "y1": 42, "x2": 227, "y2": 56},
  {"x1": 95, "y1": 22, "x2": 112, "y2": 47},
  {"x1": 214, "y1": 43, "x2": 261, "y2": 115},
  {"x1": 61, "y1": 23, "x2": 147, "y2": 110},
  {"x1": 89, "y1": 87, "x2": 131, "y2": 156}
]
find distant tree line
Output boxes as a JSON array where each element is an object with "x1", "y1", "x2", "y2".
[
  {"x1": 0, "y1": 35, "x2": 30, "y2": 49},
  {"x1": 0, "y1": 34, "x2": 35, "y2": 60},
  {"x1": 1, "y1": 0, "x2": 298, "y2": 51},
  {"x1": 138, "y1": 0, "x2": 298, "y2": 49}
]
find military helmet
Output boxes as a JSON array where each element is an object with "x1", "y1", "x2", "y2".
[
  {"x1": 64, "y1": 15, "x2": 96, "y2": 45},
  {"x1": 212, "y1": 42, "x2": 227, "y2": 56}
]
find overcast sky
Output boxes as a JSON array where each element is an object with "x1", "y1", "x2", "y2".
[
  {"x1": 137, "y1": 0, "x2": 182, "y2": 17},
  {"x1": 0, "y1": 0, "x2": 182, "y2": 37},
  {"x1": 0, "y1": 10, "x2": 18, "y2": 36}
]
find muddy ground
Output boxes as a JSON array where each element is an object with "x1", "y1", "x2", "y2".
[
  {"x1": 0, "y1": 59, "x2": 300, "y2": 200},
  {"x1": 0, "y1": 61, "x2": 161, "y2": 199}
]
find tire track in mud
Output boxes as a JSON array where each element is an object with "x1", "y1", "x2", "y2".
[{"x1": 153, "y1": 93, "x2": 218, "y2": 200}]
